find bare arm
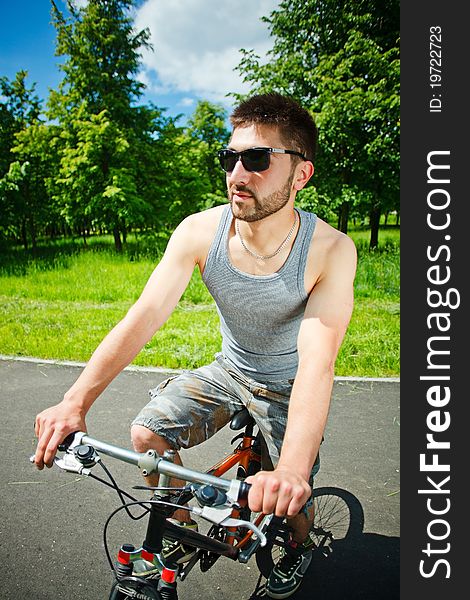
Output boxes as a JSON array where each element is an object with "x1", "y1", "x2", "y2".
[
  {"x1": 248, "y1": 233, "x2": 357, "y2": 516},
  {"x1": 34, "y1": 216, "x2": 200, "y2": 468}
]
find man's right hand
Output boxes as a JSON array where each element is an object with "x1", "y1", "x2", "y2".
[{"x1": 34, "y1": 401, "x2": 86, "y2": 470}]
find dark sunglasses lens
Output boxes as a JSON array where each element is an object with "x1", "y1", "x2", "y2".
[
  {"x1": 218, "y1": 150, "x2": 237, "y2": 172},
  {"x1": 242, "y1": 149, "x2": 270, "y2": 172},
  {"x1": 217, "y1": 148, "x2": 271, "y2": 172}
]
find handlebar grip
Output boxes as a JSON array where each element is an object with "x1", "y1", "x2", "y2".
[{"x1": 238, "y1": 481, "x2": 251, "y2": 501}]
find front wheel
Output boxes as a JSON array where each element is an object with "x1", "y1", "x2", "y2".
[
  {"x1": 109, "y1": 575, "x2": 162, "y2": 600},
  {"x1": 255, "y1": 487, "x2": 364, "y2": 577}
]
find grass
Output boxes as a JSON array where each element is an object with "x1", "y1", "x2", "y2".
[{"x1": 0, "y1": 228, "x2": 399, "y2": 377}]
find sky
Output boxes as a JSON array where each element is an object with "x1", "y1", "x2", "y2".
[{"x1": 0, "y1": 0, "x2": 279, "y2": 122}]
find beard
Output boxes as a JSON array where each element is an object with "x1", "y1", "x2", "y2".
[{"x1": 228, "y1": 171, "x2": 295, "y2": 223}]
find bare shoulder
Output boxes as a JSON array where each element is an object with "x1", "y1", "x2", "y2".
[
  {"x1": 305, "y1": 217, "x2": 357, "y2": 291},
  {"x1": 168, "y1": 204, "x2": 227, "y2": 268},
  {"x1": 317, "y1": 218, "x2": 356, "y2": 259},
  {"x1": 182, "y1": 204, "x2": 226, "y2": 230}
]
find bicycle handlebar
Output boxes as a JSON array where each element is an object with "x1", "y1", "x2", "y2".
[
  {"x1": 30, "y1": 431, "x2": 269, "y2": 550},
  {"x1": 32, "y1": 431, "x2": 251, "y2": 503}
]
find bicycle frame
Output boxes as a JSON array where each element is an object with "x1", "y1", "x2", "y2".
[
  {"x1": 31, "y1": 420, "x2": 275, "y2": 600},
  {"x1": 128, "y1": 420, "x2": 265, "y2": 571},
  {"x1": 31, "y1": 428, "x2": 364, "y2": 600},
  {"x1": 70, "y1": 421, "x2": 267, "y2": 580},
  {"x1": 207, "y1": 420, "x2": 260, "y2": 479},
  {"x1": 204, "y1": 423, "x2": 265, "y2": 552}
]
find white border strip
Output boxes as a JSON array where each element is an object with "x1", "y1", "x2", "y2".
[{"x1": 0, "y1": 354, "x2": 400, "y2": 382}]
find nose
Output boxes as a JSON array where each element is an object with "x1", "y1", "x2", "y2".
[{"x1": 227, "y1": 156, "x2": 250, "y2": 187}]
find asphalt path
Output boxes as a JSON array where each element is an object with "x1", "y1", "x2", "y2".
[{"x1": 0, "y1": 359, "x2": 399, "y2": 600}]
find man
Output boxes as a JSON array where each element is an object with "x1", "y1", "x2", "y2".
[{"x1": 34, "y1": 93, "x2": 357, "y2": 598}]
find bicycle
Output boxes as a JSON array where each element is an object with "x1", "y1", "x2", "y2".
[{"x1": 30, "y1": 408, "x2": 364, "y2": 599}]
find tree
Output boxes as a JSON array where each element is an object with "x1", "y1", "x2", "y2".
[
  {"x1": 312, "y1": 29, "x2": 399, "y2": 240},
  {"x1": 55, "y1": 106, "x2": 143, "y2": 249},
  {"x1": 0, "y1": 71, "x2": 42, "y2": 187},
  {"x1": 49, "y1": 0, "x2": 156, "y2": 250},
  {"x1": 236, "y1": 0, "x2": 399, "y2": 246},
  {"x1": 186, "y1": 100, "x2": 230, "y2": 200},
  {"x1": 49, "y1": 0, "x2": 149, "y2": 124},
  {"x1": 0, "y1": 71, "x2": 45, "y2": 247}
]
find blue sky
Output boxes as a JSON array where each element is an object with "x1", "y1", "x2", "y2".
[{"x1": 0, "y1": 0, "x2": 278, "y2": 123}]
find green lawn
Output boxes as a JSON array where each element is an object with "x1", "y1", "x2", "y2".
[{"x1": 0, "y1": 229, "x2": 399, "y2": 377}]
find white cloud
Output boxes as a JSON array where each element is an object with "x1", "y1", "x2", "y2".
[
  {"x1": 70, "y1": 0, "x2": 89, "y2": 8},
  {"x1": 178, "y1": 97, "x2": 196, "y2": 107},
  {"x1": 134, "y1": 0, "x2": 279, "y2": 104}
]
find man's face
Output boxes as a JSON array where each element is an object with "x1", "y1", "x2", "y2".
[{"x1": 226, "y1": 124, "x2": 297, "y2": 223}]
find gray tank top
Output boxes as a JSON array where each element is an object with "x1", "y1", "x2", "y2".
[{"x1": 202, "y1": 205, "x2": 317, "y2": 383}]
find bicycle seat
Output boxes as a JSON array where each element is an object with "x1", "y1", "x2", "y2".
[{"x1": 230, "y1": 408, "x2": 255, "y2": 431}]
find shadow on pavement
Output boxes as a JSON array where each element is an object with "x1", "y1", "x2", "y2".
[
  {"x1": 298, "y1": 533, "x2": 400, "y2": 599},
  {"x1": 249, "y1": 515, "x2": 399, "y2": 600}
]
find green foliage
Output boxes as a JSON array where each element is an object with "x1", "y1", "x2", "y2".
[
  {"x1": 313, "y1": 30, "x2": 399, "y2": 208},
  {"x1": 49, "y1": 0, "x2": 149, "y2": 120},
  {"x1": 236, "y1": 0, "x2": 399, "y2": 244},
  {"x1": 47, "y1": 0, "x2": 159, "y2": 249},
  {"x1": 1, "y1": 0, "x2": 399, "y2": 255},
  {"x1": 42, "y1": 1, "x2": 229, "y2": 248},
  {"x1": 186, "y1": 100, "x2": 230, "y2": 197},
  {"x1": 0, "y1": 73, "x2": 47, "y2": 247},
  {"x1": 0, "y1": 70, "x2": 42, "y2": 129},
  {"x1": 55, "y1": 107, "x2": 145, "y2": 232}
]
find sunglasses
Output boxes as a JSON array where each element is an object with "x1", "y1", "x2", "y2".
[{"x1": 217, "y1": 147, "x2": 307, "y2": 173}]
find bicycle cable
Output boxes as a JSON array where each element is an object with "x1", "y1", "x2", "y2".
[
  {"x1": 100, "y1": 483, "x2": 192, "y2": 573},
  {"x1": 103, "y1": 501, "x2": 154, "y2": 573},
  {"x1": 102, "y1": 494, "x2": 216, "y2": 574},
  {"x1": 95, "y1": 460, "x2": 149, "y2": 520}
]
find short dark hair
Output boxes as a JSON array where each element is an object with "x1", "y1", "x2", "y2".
[{"x1": 230, "y1": 93, "x2": 318, "y2": 163}]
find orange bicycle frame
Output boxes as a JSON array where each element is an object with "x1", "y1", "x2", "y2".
[{"x1": 205, "y1": 430, "x2": 265, "y2": 549}]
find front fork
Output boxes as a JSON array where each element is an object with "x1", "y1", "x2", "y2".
[{"x1": 113, "y1": 450, "x2": 181, "y2": 592}]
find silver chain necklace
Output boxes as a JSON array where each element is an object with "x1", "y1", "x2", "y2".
[{"x1": 235, "y1": 210, "x2": 299, "y2": 261}]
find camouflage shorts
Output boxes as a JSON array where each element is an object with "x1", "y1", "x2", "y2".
[{"x1": 132, "y1": 353, "x2": 320, "y2": 484}]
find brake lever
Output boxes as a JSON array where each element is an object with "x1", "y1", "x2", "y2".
[
  {"x1": 52, "y1": 452, "x2": 92, "y2": 475},
  {"x1": 218, "y1": 517, "x2": 267, "y2": 546},
  {"x1": 29, "y1": 432, "x2": 97, "y2": 475},
  {"x1": 28, "y1": 452, "x2": 92, "y2": 475}
]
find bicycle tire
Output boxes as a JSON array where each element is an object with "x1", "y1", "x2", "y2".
[
  {"x1": 109, "y1": 575, "x2": 162, "y2": 600},
  {"x1": 255, "y1": 486, "x2": 364, "y2": 577}
]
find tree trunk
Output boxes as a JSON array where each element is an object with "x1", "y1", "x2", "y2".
[
  {"x1": 338, "y1": 201, "x2": 350, "y2": 233},
  {"x1": 21, "y1": 220, "x2": 28, "y2": 251},
  {"x1": 113, "y1": 226, "x2": 123, "y2": 252},
  {"x1": 369, "y1": 206, "x2": 381, "y2": 249},
  {"x1": 29, "y1": 218, "x2": 37, "y2": 252}
]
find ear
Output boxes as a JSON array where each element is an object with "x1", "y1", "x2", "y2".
[{"x1": 293, "y1": 161, "x2": 314, "y2": 191}]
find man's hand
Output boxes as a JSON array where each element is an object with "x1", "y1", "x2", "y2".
[
  {"x1": 34, "y1": 401, "x2": 86, "y2": 470},
  {"x1": 246, "y1": 467, "x2": 311, "y2": 517}
]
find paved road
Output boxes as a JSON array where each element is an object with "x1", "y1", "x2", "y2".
[{"x1": 0, "y1": 359, "x2": 399, "y2": 599}]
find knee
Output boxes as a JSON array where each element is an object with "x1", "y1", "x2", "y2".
[{"x1": 131, "y1": 425, "x2": 171, "y2": 454}]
